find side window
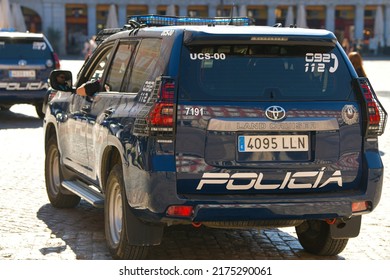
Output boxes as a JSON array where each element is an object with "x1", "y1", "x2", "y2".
[
  {"x1": 78, "y1": 44, "x2": 113, "y2": 87},
  {"x1": 105, "y1": 42, "x2": 136, "y2": 92},
  {"x1": 126, "y1": 38, "x2": 163, "y2": 92}
]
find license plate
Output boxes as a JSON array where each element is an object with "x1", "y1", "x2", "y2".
[
  {"x1": 9, "y1": 70, "x2": 35, "y2": 78},
  {"x1": 238, "y1": 135, "x2": 309, "y2": 152}
]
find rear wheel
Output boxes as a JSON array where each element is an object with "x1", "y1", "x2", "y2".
[
  {"x1": 45, "y1": 137, "x2": 80, "y2": 208},
  {"x1": 296, "y1": 220, "x2": 349, "y2": 256},
  {"x1": 104, "y1": 164, "x2": 149, "y2": 259}
]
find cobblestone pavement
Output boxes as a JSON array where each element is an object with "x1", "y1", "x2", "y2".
[{"x1": 0, "y1": 60, "x2": 389, "y2": 260}]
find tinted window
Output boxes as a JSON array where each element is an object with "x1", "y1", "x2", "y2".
[
  {"x1": 126, "y1": 39, "x2": 163, "y2": 93},
  {"x1": 0, "y1": 37, "x2": 52, "y2": 59},
  {"x1": 179, "y1": 44, "x2": 353, "y2": 101},
  {"x1": 105, "y1": 42, "x2": 136, "y2": 92}
]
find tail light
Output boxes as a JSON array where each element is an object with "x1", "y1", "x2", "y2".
[
  {"x1": 148, "y1": 79, "x2": 175, "y2": 129},
  {"x1": 53, "y1": 53, "x2": 61, "y2": 69},
  {"x1": 133, "y1": 77, "x2": 176, "y2": 139},
  {"x1": 355, "y1": 78, "x2": 387, "y2": 137}
]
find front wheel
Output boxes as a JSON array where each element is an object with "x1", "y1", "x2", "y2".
[
  {"x1": 296, "y1": 220, "x2": 349, "y2": 256},
  {"x1": 104, "y1": 164, "x2": 149, "y2": 259},
  {"x1": 45, "y1": 137, "x2": 80, "y2": 208}
]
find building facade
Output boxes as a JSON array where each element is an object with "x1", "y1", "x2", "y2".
[{"x1": 7, "y1": 0, "x2": 390, "y2": 56}]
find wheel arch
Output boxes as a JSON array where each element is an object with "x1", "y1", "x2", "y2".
[
  {"x1": 101, "y1": 145, "x2": 122, "y2": 193},
  {"x1": 44, "y1": 122, "x2": 57, "y2": 150}
]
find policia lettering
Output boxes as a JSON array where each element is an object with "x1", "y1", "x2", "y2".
[
  {"x1": 0, "y1": 82, "x2": 49, "y2": 90},
  {"x1": 196, "y1": 168, "x2": 342, "y2": 190}
]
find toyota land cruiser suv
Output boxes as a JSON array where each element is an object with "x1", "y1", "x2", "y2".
[
  {"x1": 43, "y1": 15, "x2": 387, "y2": 259},
  {"x1": 0, "y1": 30, "x2": 60, "y2": 118}
]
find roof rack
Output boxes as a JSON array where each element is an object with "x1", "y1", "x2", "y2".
[
  {"x1": 94, "y1": 28, "x2": 122, "y2": 45},
  {"x1": 128, "y1": 14, "x2": 253, "y2": 27},
  {"x1": 94, "y1": 14, "x2": 253, "y2": 45}
]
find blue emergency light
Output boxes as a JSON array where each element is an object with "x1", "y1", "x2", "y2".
[
  {"x1": 0, "y1": 28, "x2": 16, "y2": 32},
  {"x1": 128, "y1": 14, "x2": 253, "y2": 27}
]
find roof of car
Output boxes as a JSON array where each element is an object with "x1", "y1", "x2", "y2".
[
  {"x1": 150, "y1": 25, "x2": 334, "y2": 36},
  {"x1": 106, "y1": 24, "x2": 337, "y2": 43}
]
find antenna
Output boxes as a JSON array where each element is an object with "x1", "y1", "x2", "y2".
[{"x1": 228, "y1": 2, "x2": 236, "y2": 25}]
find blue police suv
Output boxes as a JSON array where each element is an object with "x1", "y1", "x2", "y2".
[
  {"x1": 43, "y1": 15, "x2": 387, "y2": 259},
  {"x1": 0, "y1": 30, "x2": 60, "y2": 118}
]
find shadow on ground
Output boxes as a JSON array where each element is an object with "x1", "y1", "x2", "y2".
[
  {"x1": 0, "y1": 109, "x2": 42, "y2": 129},
  {"x1": 36, "y1": 201, "x2": 342, "y2": 260}
]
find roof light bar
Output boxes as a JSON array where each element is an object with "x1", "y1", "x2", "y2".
[
  {"x1": 128, "y1": 14, "x2": 253, "y2": 27},
  {"x1": 0, "y1": 28, "x2": 16, "y2": 32}
]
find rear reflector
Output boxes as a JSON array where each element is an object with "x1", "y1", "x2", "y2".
[
  {"x1": 352, "y1": 201, "x2": 369, "y2": 213},
  {"x1": 166, "y1": 205, "x2": 193, "y2": 217}
]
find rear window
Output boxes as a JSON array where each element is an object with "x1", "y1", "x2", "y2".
[
  {"x1": 0, "y1": 37, "x2": 52, "y2": 59},
  {"x1": 179, "y1": 43, "x2": 353, "y2": 101}
]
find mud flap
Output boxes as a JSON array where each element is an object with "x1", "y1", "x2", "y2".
[
  {"x1": 123, "y1": 201, "x2": 164, "y2": 246},
  {"x1": 330, "y1": 216, "x2": 361, "y2": 239}
]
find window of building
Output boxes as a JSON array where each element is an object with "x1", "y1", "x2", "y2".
[
  {"x1": 306, "y1": 5, "x2": 325, "y2": 29},
  {"x1": 65, "y1": 4, "x2": 88, "y2": 55},
  {"x1": 188, "y1": 5, "x2": 208, "y2": 17},
  {"x1": 247, "y1": 6, "x2": 267, "y2": 25},
  {"x1": 127, "y1": 5, "x2": 148, "y2": 17}
]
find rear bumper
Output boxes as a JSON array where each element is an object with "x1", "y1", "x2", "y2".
[
  {"x1": 192, "y1": 200, "x2": 352, "y2": 222},
  {"x1": 124, "y1": 151, "x2": 383, "y2": 225}
]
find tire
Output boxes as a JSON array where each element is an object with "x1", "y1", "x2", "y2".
[
  {"x1": 45, "y1": 137, "x2": 80, "y2": 208},
  {"x1": 35, "y1": 103, "x2": 45, "y2": 119},
  {"x1": 104, "y1": 164, "x2": 149, "y2": 260},
  {"x1": 296, "y1": 220, "x2": 349, "y2": 256}
]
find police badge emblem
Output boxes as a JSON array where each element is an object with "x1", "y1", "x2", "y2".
[{"x1": 342, "y1": 105, "x2": 359, "y2": 125}]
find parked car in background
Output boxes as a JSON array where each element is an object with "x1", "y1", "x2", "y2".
[{"x1": 0, "y1": 30, "x2": 60, "y2": 118}]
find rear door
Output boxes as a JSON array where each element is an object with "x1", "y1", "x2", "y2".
[
  {"x1": 176, "y1": 35, "x2": 362, "y2": 196},
  {"x1": 85, "y1": 40, "x2": 138, "y2": 180}
]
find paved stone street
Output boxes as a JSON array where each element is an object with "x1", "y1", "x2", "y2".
[{"x1": 0, "y1": 59, "x2": 389, "y2": 260}]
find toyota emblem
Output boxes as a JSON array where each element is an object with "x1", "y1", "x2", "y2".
[
  {"x1": 265, "y1": 106, "x2": 286, "y2": 121},
  {"x1": 18, "y1": 60, "x2": 27, "y2": 66}
]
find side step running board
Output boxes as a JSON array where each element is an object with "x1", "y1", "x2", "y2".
[{"x1": 62, "y1": 180, "x2": 104, "y2": 208}]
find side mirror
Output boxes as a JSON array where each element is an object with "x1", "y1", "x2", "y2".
[{"x1": 49, "y1": 70, "x2": 73, "y2": 92}]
